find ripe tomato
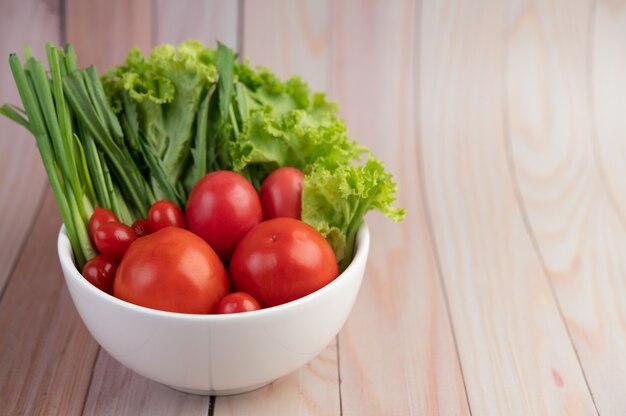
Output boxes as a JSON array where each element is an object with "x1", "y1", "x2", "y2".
[
  {"x1": 229, "y1": 218, "x2": 338, "y2": 308},
  {"x1": 216, "y1": 292, "x2": 261, "y2": 314},
  {"x1": 82, "y1": 254, "x2": 118, "y2": 294},
  {"x1": 186, "y1": 171, "x2": 262, "y2": 263},
  {"x1": 94, "y1": 222, "x2": 138, "y2": 261},
  {"x1": 148, "y1": 200, "x2": 185, "y2": 232},
  {"x1": 131, "y1": 218, "x2": 151, "y2": 237},
  {"x1": 88, "y1": 207, "x2": 119, "y2": 247},
  {"x1": 114, "y1": 227, "x2": 230, "y2": 314},
  {"x1": 260, "y1": 167, "x2": 305, "y2": 220}
]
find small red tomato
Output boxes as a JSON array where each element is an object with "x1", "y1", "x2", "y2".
[
  {"x1": 88, "y1": 207, "x2": 119, "y2": 247},
  {"x1": 229, "y1": 218, "x2": 338, "y2": 308},
  {"x1": 217, "y1": 292, "x2": 262, "y2": 314},
  {"x1": 260, "y1": 167, "x2": 305, "y2": 220},
  {"x1": 114, "y1": 227, "x2": 230, "y2": 314},
  {"x1": 82, "y1": 254, "x2": 118, "y2": 294},
  {"x1": 94, "y1": 222, "x2": 138, "y2": 261},
  {"x1": 186, "y1": 171, "x2": 262, "y2": 263},
  {"x1": 131, "y1": 219, "x2": 151, "y2": 237},
  {"x1": 148, "y1": 200, "x2": 185, "y2": 232}
]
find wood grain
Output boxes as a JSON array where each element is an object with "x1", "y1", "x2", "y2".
[
  {"x1": 330, "y1": 0, "x2": 471, "y2": 414},
  {"x1": 591, "y1": 0, "x2": 626, "y2": 224},
  {"x1": 0, "y1": 0, "x2": 58, "y2": 294},
  {"x1": 154, "y1": 0, "x2": 239, "y2": 50},
  {"x1": 0, "y1": 190, "x2": 99, "y2": 415},
  {"x1": 506, "y1": 0, "x2": 626, "y2": 413},
  {"x1": 420, "y1": 1, "x2": 597, "y2": 414},
  {"x1": 242, "y1": 0, "x2": 330, "y2": 92},
  {"x1": 66, "y1": 0, "x2": 152, "y2": 71},
  {"x1": 214, "y1": 341, "x2": 340, "y2": 416},
  {"x1": 83, "y1": 350, "x2": 210, "y2": 416}
]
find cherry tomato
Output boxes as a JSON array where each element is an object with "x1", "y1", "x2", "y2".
[
  {"x1": 148, "y1": 200, "x2": 185, "y2": 232},
  {"x1": 216, "y1": 292, "x2": 262, "y2": 314},
  {"x1": 229, "y1": 218, "x2": 338, "y2": 308},
  {"x1": 131, "y1": 219, "x2": 151, "y2": 237},
  {"x1": 260, "y1": 167, "x2": 305, "y2": 220},
  {"x1": 114, "y1": 227, "x2": 230, "y2": 314},
  {"x1": 82, "y1": 254, "x2": 118, "y2": 294},
  {"x1": 88, "y1": 207, "x2": 119, "y2": 247},
  {"x1": 94, "y1": 222, "x2": 138, "y2": 261},
  {"x1": 186, "y1": 171, "x2": 262, "y2": 263}
]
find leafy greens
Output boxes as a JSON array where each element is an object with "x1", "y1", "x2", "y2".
[{"x1": 3, "y1": 40, "x2": 405, "y2": 269}]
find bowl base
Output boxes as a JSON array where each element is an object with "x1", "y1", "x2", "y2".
[{"x1": 168, "y1": 381, "x2": 271, "y2": 396}]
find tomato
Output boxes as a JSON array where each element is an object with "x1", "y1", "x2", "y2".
[
  {"x1": 229, "y1": 218, "x2": 338, "y2": 308},
  {"x1": 260, "y1": 167, "x2": 305, "y2": 220},
  {"x1": 94, "y1": 222, "x2": 138, "y2": 261},
  {"x1": 148, "y1": 200, "x2": 185, "y2": 232},
  {"x1": 82, "y1": 254, "x2": 118, "y2": 294},
  {"x1": 216, "y1": 292, "x2": 261, "y2": 314},
  {"x1": 88, "y1": 207, "x2": 119, "y2": 247},
  {"x1": 114, "y1": 227, "x2": 230, "y2": 314},
  {"x1": 186, "y1": 171, "x2": 262, "y2": 263},
  {"x1": 131, "y1": 218, "x2": 151, "y2": 237}
]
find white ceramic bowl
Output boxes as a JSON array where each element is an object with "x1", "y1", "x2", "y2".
[{"x1": 58, "y1": 223, "x2": 369, "y2": 395}]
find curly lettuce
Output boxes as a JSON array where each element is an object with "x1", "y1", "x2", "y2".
[
  {"x1": 102, "y1": 40, "x2": 405, "y2": 265},
  {"x1": 302, "y1": 158, "x2": 406, "y2": 270}
]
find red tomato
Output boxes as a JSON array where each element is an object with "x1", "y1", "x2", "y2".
[
  {"x1": 131, "y1": 219, "x2": 151, "y2": 237},
  {"x1": 186, "y1": 171, "x2": 262, "y2": 263},
  {"x1": 148, "y1": 200, "x2": 185, "y2": 232},
  {"x1": 260, "y1": 167, "x2": 305, "y2": 220},
  {"x1": 94, "y1": 222, "x2": 138, "y2": 261},
  {"x1": 216, "y1": 292, "x2": 262, "y2": 314},
  {"x1": 88, "y1": 207, "x2": 119, "y2": 247},
  {"x1": 114, "y1": 227, "x2": 230, "y2": 314},
  {"x1": 229, "y1": 218, "x2": 338, "y2": 308},
  {"x1": 82, "y1": 254, "x2": 118, "y2": 294}
]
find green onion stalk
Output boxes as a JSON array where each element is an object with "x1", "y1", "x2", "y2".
[{"x1": 2, "y1": 44, "x2": 153, "y2": 268}]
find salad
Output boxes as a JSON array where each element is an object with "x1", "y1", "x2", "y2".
[{"x1": 2, "y1": 41, "x2": 405, "y2": 313}]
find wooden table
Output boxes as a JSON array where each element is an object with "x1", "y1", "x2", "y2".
[{"x1": 2, "y1": 0, "x2": 626, "y2": 414}]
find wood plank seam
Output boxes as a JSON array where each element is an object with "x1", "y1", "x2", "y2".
[
  {"x1": 336, "y1": 335, "x2": 343, "y2": 416},
  {"x1": 209, "y1": 395, "x2": 216, "y2": 416},
  {"x1": 413, "y1": 1, "x2": 473, "y2": 413},
  {"x1": 0, "y1": 181, "x2": 48, "y2": 302},
  {"x1": 237, "y1": 0, "x2": 245, "y2": 62},
  {"x1": 415, "y1": 118, "x2": 475, "y2": 416},
  {"x1": 79, "y1": 347, "x2": 102, "y2": 415},
  {"x1": 500, "y1": 14, "x2": 600, "y2": 414},
  {"x1": 59, "y1": 0, "x2": 67, "y2": 46}
]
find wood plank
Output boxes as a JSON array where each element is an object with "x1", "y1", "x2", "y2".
[
  {"x1": 242, "y1": 0, "x2": 330, "y2": 92},
  {"x1": 591, "y1": 0, "x2": 626, "y2": 223},
  {"x1": 329, "y1": 0, "x2": 470, "y2": 414},
  {"x1": 506, "y1": 0, "x2": 626, "y2": 413},
  {"x1": 66, "y1": 0, "x2": 152, "y2": 71},
  {"x1": 83, "y1": 350, "x2": 210, "y2": 416},
  {"x1": 154, "y1": 0, "x2": 239, "y2": 50},
  {"x1": 0, "y1": 189, "x2": 100, "y2": 415},
  {"x1": 419, "y1": 1, "x2": 597, "y2": 414},
  {"x1": 0, "y1": 0, "x2": 59, "y2": 294}
]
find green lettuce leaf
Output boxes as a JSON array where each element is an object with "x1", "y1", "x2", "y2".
[
  {"x1": 231, "y1": 108, "x2": 366, "y2": 187},
  {"x1": 302, "y1": 157, "x2": 406, "y2": 271},
  {"x1": 103, "y1": 41, "x2": 218, "y2": 202}
]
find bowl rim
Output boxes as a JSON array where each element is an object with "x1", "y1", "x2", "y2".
[{"x1": 58, "y1": 222, "x2": 370, "y2": 321}]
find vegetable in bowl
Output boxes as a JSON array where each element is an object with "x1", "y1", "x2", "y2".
[{"x1": 2, "y1": 40, "x2": 405, "y2": 273}]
